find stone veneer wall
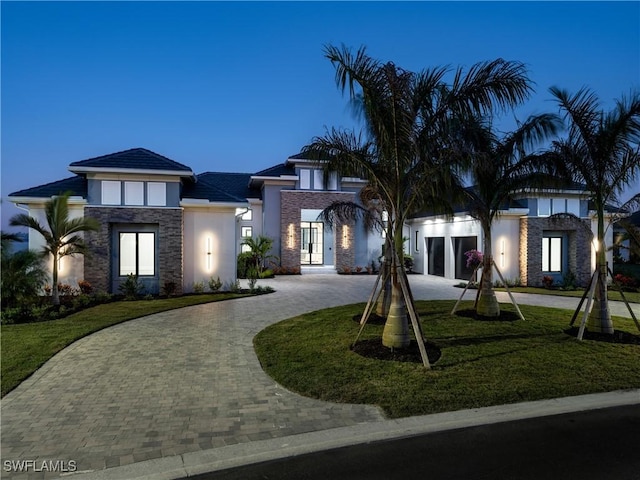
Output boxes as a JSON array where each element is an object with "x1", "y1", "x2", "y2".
[
  {"x1": 280, "y1": 190, "x2": 356, "y2": 270},
  {"x1": 83, "y1": 207, "x2": 184, "y2": 294},
  {"x1": 519, "y1": 216, "x2": 592, "y2": 287}
]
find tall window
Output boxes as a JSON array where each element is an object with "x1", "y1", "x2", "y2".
[
  {"x1": 542, "y1": 237, "x2": 562, "y2": 272},
  {"x1": 120, "y1": 232, "x2": 155, "y2": 276}
]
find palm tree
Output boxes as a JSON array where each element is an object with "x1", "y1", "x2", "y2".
[
  {"x1": 10, "y1": 193, "x2": 99, "y2": 305},
  {"x1": 241, "y1": 235, "x2": 277, "y2": 276},
  {"x1": 548, "y1": 87, "x2": 640, "y2": 334},
  {"x1": 303, "y1": 45, "x2": 533, "y2": 350},
  {"x1": 459, "y1": 114, "x2": 562, "y2": 316},
  {"x1": 1, "y1": 232, "x2": 48, "y2": 309}
]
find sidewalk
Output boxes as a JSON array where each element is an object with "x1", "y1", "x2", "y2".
[{"x1": 1, "y1": 274, "x2": 638, "y2": 479}]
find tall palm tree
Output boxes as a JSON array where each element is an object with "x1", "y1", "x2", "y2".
[
  {"x1": 460, "y1": 114, "x2": 562, "y2": 316},
  {"x1": 303, "y1": 44, "x2": 533, "y2": 349},
  {"x1": 10, "y1": 193, "x2": 99, "y2": 305},
  {"x1": 549, "y1": 87, "x2": 640, "y2": 334}
]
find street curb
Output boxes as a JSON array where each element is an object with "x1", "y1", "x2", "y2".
[{"x1": 67, "y1": 389, "x2": 640, "y2": 480}]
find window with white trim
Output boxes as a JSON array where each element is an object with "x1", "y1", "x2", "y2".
[
  {"x1": 147, "y1": 182, "x2": 167, "y2": 206},
  {"x1": 313, "y1": 170, "x2": 324, "y2": 190},
  {"x1": 124, "y1": 182, "x2": 144, "y2": 206},
  {"x1": 102, "y1": 181, "x2": 121, "y2": 205},
  {"x1": 299, "y1": 169, "x2": 311, "y2": 190}
]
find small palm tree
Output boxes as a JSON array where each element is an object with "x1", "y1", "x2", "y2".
[
  {"x1": 1, "y1": 232, "x2": 48, "y2": 309},
  {"x1": 459, "y1": 114, "x2": 562, "y2": 316},
  {"x1": 304, "y1": 44, "x2": 533, "y2": 350},
  {"x1": 10, "y1": 193, "x2": 99, "y2": 305},
  {"x1": 241, "y1": 235, "x2": 277, "y2": 276},
  {"x1": 548, "y1": 86, "x2": 640, "y2": 334}
]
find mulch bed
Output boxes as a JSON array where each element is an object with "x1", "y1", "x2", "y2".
[
  {"x1": 453, "y1": 308, "x2": 521, "y2": 322},
  {"x1": 564, "y1": 327, "x2": 640, "y2": 345},
  {"x1": 351, "y1": 338, "x2": 442, "y2": 364}
]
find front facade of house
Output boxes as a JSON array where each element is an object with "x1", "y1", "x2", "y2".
[
  {"x1": 8, "y1": 148, "x2": 381, "y2": 294},
  {"x1": 9, "y1": 147, "x2": 611, "y2": 293}
]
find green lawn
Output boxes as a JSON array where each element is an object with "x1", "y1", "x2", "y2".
[
  {"x1": 1, "y1": 293, "x2": 249, "y2": 397},
  {"x1": 254, "y1": 300, "x2": 640, "y2": 418}
]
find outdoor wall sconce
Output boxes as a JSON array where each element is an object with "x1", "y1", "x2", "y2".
[
  {"x1": 206, "y1": 237, "x2": 212, "y2": 271},
  {"x1": 287, "y1": 224, "x2": 295, "y2": 249},
  {"x1": 342, "y1": 225, "x2": 350, "y2": 249},
  {"x1": 500, "y1": 239, "x2": 506, "y2": 267}
]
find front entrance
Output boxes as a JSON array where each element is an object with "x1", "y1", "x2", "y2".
[{"x1": 301, "y1": 221, "x2": 324, "y2": 265}]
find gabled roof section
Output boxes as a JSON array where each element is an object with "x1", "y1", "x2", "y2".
[
  {"x1": 8, "y1": 176, "x2": 87, "y2": 200},
  {"x1": 183, "y1": 172, "x2": 259, "y2": 203},
  {"x1": 182, "y1": 172, "x2": 261, "y2": 203},
  {"x1": 253, "y1": 163, "x2": 296, "y2": 177},
  {"x1": 69, "y1": 148, "x2": 194, "y2": 178}
]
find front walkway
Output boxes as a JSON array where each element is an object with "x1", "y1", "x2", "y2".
[{"x1": 1, "y1": 275, "x2": 638, "y2": 479}]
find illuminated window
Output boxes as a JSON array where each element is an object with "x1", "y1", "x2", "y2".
[
  {"x1": 299, "y1": 169, "x2": 310, "y2": 189},
  {"x1": 147, "y1": 182, "x2": 166, "y2": 206},
  {"x1": 120, "y1": 232, "x2": 155, "y2": 276},
  {"x1": 542, "y1": 237, "x2": 562, "y2": 272},
  {"x1": 124, "y1": 182, "x2": 144, "y2": 206},
  {"x1": 313, "y1": 170, "x2": 324, "y2": 190},
  {"x1": 102, "y1": 181, "x2": 121, "y2": 205},
  {"x1": 241, "y1": 226, "x2": 252, "y2": 238}
]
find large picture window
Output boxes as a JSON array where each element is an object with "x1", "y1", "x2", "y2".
[
  {"x1": 120, "y1": 232, "x2": 155, "y2": 276},
  {"x1": 542, "y1": 236, "x2": 562, "y2": 272}
]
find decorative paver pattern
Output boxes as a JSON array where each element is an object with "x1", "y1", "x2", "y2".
[{"x1": 2, "y1": 274, "x2": 638, "y2": 479}]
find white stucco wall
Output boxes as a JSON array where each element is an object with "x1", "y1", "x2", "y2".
[
  {"x1": 490, "y1": 214, "x2": 523, "y2": 282},
  {"x1": 183, "y1": 206, "x2": 239, "y2": 292}
]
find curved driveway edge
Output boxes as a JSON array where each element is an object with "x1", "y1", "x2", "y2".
[{"x1": 2, "y1": 274, "x2": 639, "y2": 479}]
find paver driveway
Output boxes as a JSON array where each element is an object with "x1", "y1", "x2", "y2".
[{"x1": 1, "y1": 274, "x2": 638, "y2": 479}]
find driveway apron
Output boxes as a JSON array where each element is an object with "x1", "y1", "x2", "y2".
[{"x1": 1, "y1": 274, "x2": 638, "y2": 478}]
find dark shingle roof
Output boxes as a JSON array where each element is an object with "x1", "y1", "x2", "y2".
[
  {"x1": 183, "y1": 172, "x2": 259, "y2": 203},
  {"x1": 253, "y1": 163, "x2": 296, "y2": 177},
  {"x1": 8, "y1": 176, "x2": 87, "y2": 199},
  {"x1": 69, "y1": 148, "x2": 193, "y2": 173}
]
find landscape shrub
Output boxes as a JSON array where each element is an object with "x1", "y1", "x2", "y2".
[{"x1": 208, "y1": 276, "x2": 222, "y2": 292}]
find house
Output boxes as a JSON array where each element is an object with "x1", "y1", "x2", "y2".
[
  {"x1": 613, "y1": 210, "x2": 640, "y2": 263},
  {"x1": 9, "y1": 147, "x2": 614, "y2": 294},
  {"x1": 8, "y1": 148, "x2": 380, "y2": 294},
  {"x1": 406, "y1": 185, "x2": 614, "y2": 287}
]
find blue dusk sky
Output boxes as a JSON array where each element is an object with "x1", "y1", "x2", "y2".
[{"x1": 2, "y1": 1, "x2": 639, "y2": 230}]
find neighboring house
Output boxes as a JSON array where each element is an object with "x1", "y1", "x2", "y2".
[
  {"x1": 8, "y1": 147, "x2": 615, "y2": 293},
  {"x1": 613, "y1": 210, "x2": 640, "y2": 263},
  {"x1": 407, "y1": 185, "x2": 615, "y2": 287},
  {"x1": 8, "y1": 148, "x2": 380, "y2": 294}
]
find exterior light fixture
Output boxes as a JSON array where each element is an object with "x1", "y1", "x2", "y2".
[{"x1": 207, "y1": 237, "x2": 212, "y2": 271}]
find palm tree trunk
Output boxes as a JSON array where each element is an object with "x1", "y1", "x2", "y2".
[
  {"x1": 381, "y1": 226, "x2": 410, "y2": 349},
  {"x1": 587, "y1": 209, "x2": 613, "y2": 333},
  {"x1": 376, "y1": 230, "x2": 392, "y2": 317},
  {"x1": 476, "y1": 226, "x2": 500, "y2": 317},
  {"x1": 382, "y1": 258, "x2": 410, "y2": 349},
  {"x1": 52, "y1": 251, "x2": 60, "y2": 306}
]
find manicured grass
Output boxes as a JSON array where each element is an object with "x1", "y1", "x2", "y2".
[
  {"x1": 254, "y1": 300, "x2": 640, "y2": 418},
  {"x1": 495, "y1": 286, "x2": 640, "y2": 304},
  {"x1": 1, "y1": 293, "x2": 249, "y2": 397}
]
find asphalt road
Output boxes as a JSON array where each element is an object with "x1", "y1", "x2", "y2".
[{"x1": 190, "y1": 405, "x2": 640, "y2": 480}]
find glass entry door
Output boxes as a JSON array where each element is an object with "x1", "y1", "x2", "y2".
[{"x1": 301, "y1": 222, "x2": 324, "y2": 265}]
